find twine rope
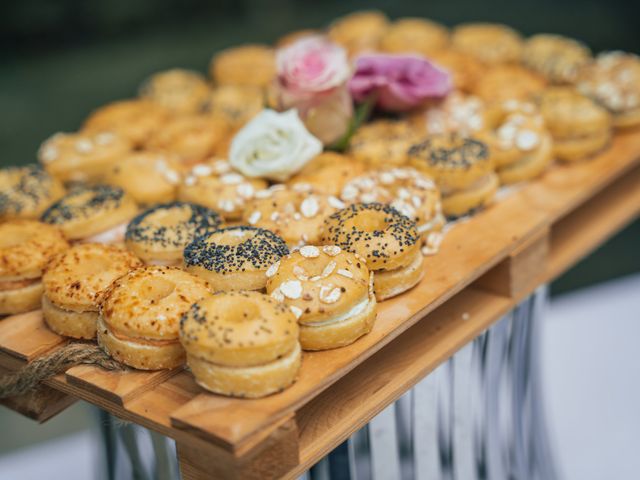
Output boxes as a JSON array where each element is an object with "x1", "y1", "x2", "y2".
[{"x1": 0, "y1": 343, "x2": 124, "y2": 398}]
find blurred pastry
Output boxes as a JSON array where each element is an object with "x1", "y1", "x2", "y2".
[
  {"x1": 178, "y1": 159, "x2": 267, "y2": 221},
  {"x1": 0, "y1": 165, "x2": 64, "y2": 221},
  {"x1": 139, "y1": 68, "x2": 211, "y2": 114},
  {"x1": 104, "y1": 151, "x2": 183, "y2": 205},
  {"x1": 538, "y1": 87, "x2": 612, "y2": 161},
  {"x1": 348, "y1": 119, "x2": 421, "y2": 167},
  {"x1": 428, "y1": 49, "x2": 485, "y2": 93},
  {"x1": 276, "y1": 29, "x2": 319, "y2": 48},
  {"x1": 408, "y1": 133, "x2": 498, "y2": 217},
  {"x1": 411, "y1": 91, "x2": 485, "y2": 136},
  {"x1": 380, "y1": 17, "x2": 449, "y2": 56},
  {"x1": 41, "y1": 184, "x2": 138, "y2": 243},
  {"x1": 340, "y1": 167, "x2": 445, "y2": 242},
  {"x1": 98, "y1": 266, "x2": 211, "y2": 370},
  {"x1": 577, "y1": 51, "x2": 640, "y2": 129},
  {"x1": 126, "y1": 202, "x2": 222, "y2": 266},
  {"x1": 42, "y1": 243, "x2": 142, "y2": 339},
  {"x1": 452, "y1": 23, "x2": 523, "y2": 65},
  {"x1": 184, "y1": 226, "x2": 289, "y2": 292},
  {"x1": 480, "y1": 100, "x2": 553, "y2": 184},
  {"x1": 38, "y1": 131, "x2": 132, "y2": 184},
  {"x1": 145, "y1": 114, "x2": 229, "y2": 166},
  {"x1": 242, "y1": 185, "x2": 340, "y2": 247},
  {"x1": 203, "y1": 85, "x2": 264, "y2": 132},
  {"x1": 322, "y1": 203, "x2": 423, "y2": 300},
  {"x1": 83, "y1": 99, "x2": 169, "y2": 147},
  {"x1": 0, "y1": 220, "x2": 68, "y2": 315},
  {"x1": 472, "y1": 65, "x2": 546, "y2": 103},
  {"x1": 523, "y1": 34, "x2": 591, "y2": 84},
  {"x1": 287, "y1": 152, "x2": 365, "y2": 197},
  {"x1": 328, "y1": 10, "x2": 389, "y2": 57},
  {"x1": 210, "y1": 44, "x2": 276, "y2": 88},
  {"x1": 180, "y1": 290, "x2": 301, "y2": 398},
  {"x1": 266, "y1": 245, "x2": 376, "y2": 350}
]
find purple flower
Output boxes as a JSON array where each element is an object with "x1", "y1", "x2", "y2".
[{"x1": 349, "y1": 54, "x2": 452, "y2": 111}]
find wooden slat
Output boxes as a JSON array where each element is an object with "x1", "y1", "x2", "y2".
[
  {"x1": 0, "y1": 311, "x2": 67, "y2": 367},
  {"x1": 65, "y1": 365, "x2": 182, "y2": 406},
  {"x1": 0, "y1": 366, "x2": 76, "y2": 422},
  {"x1": 170, "y1": 133, "x2": 640, "y2": 451},
  {"x1": 476, "y1": 227, "x2": 550, "y2": 297}
]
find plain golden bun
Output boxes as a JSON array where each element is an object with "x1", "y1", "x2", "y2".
[
  {"x1": 286, "y1": 152, "x2": 365, "y2": 197},
  {"x1": 104, "y1": 151, "x2": 183, "y2": 206},
  {"x1": 139, "y1": 69, "x2": 211, "y2": 115},
  {"x1": 184, "y1": 226, "x2": 289, "y2": 292},
  {"x1": 0, "y1": 220, "x2": 68, "y2": 315},
  {"x1": 210, "y1": 44, "x2": 276, "y2": 89},
  {"x1": 328, "y1": 10, "x2": 389, "y2": 57},
  {"x1": 380, "y1": 17, "x2": 449, "y2": 56},
  {"x1": 83, "y1": 99, "x2": 169, "y2": 147},
  {"x1": 0, "y1": 165, "x2": 65, "y2": 221},
  {"x1": 41, "y1": 185, "x2": 138, "y2": 241},
  {"x1": 180, "y1": 290, "x2": 301, "y2": 397},
  {"x1": 452, "y1": 23, "x2": 523, "y2": 65},
  {"x1": 43, "y1": 243, "x2": 142, "y2": 313},
  {"x1": 266, "y1": 245, "x2": 377, "y2": 350},
  {"x1": 523, "y1": 34, "x2": 591, "y2": 84},
  {"x1": 125, "y1": 202, "x2": 223, "y2": 266},
  {"x1": 98, "y1": 266, "x2": 211, "y2": 369}
]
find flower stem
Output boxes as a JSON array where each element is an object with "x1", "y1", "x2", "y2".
[{"x1": 329, "y1": 94, "x2": 377, "y2": 152}]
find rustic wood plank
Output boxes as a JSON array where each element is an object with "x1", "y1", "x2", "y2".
[
  {"x1": 547, "y1": 163, "x2": 640, "y2": 281},
  {"x1": 476, "y1": 227, "x2": 549, "y2": 297},
  {"x1": 65, "y1": 365, "x2": 182, "y2": 406},
  {"x1": 177, "y1": 417, "x2": 299, "y2": 480},
  {"x1": 0, "y1": 311, "x2": 67, "y2": 365},
  {"x1": 0, "y1": 366, "x2": 76, "y2": 422}
]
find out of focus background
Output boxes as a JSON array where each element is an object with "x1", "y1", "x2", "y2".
[{"x1": 1, "y1": 1, "x2": 639, "y2": 479}]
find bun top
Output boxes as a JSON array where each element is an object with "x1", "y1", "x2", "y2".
[
  {"x1": 101, "y1": 266, "x2": 211, "y2": 341},
  {"x1": 266, "y1": 245, "x2": 372, "y2": 325},
  {"x1": 43, "y1": 243, "x2": 142, "y2": 312},
  {"x1": 180, "y1": 290, "x2": 298, "y2": 367},
  {"x1": 41, "y1": 184, "x2": 138, "y2": 240}
]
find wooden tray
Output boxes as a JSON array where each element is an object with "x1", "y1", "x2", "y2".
[{"x1": 2, "y1": 130, "x2": 640, "y2": 479}]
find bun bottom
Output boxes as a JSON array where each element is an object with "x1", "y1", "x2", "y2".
[
  {"x1": 442, "y1": 173, "x2": 499, "y2": 218},
  {"x1": 374, "y1": 249, "x2": 425, "y2": 301},
  {"x1": 42, "y1": 294, "x2": 97, "y2": 339},
  {"x1": 187, "y1": 342, "x2": 301, "y2": 398},
  {"x1": 300, "y1": 294, "x2": 377, "y2": 350},
  {"x1": 553, "y1": 130, "x2": 610, "y2": 162},
  {"x1": 613, "y1": 109, "x2": 640, "y2": 129},
  {"x1": 498, "y1": 135, "x2": 553, "y2": 184},
  {"x1": 97, "y1": 317, "x2": 185, "y2": 370},
  {"x1": 0, "y1": 281, "x2": 43, "y2": 315}
]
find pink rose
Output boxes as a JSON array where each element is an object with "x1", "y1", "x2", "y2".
[
  {"x1": 277, "y1": 35, "x2": 351, "y2": 94},
  {"x1": 275, "y1": 36, "x2": 353, "y2": 144},
  {"x1": 349, "y1": 54, "x2": 452, "y2": 111}
]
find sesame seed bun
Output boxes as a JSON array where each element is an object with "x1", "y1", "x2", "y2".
[{"x1": 373, "y1": 248, "x2": 425, "y2": 301}]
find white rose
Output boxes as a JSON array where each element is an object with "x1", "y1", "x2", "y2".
[{"x1": 229, "y1": 109, "x2": 323, "y2": 181}]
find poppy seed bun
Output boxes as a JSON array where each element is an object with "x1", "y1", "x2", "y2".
[{"x1": 180, "y1": 290, "x2": 301, "y2": 398}]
